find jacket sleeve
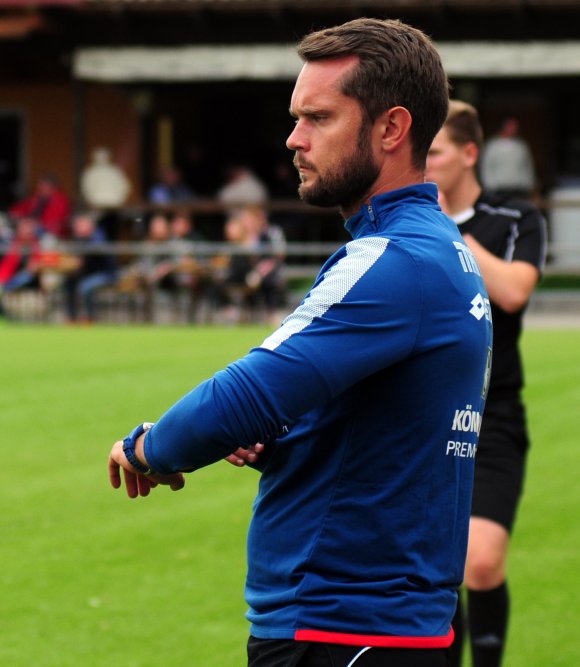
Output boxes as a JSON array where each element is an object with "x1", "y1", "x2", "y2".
[{"x1": 144, "y1": 238, "x2": 422, "y2": 474}]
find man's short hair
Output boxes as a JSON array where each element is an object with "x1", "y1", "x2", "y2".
[
  {"x1": 297, "y1": 17, "x2": 449, "y2": 168},
  {"x1": 444, "y1": 100, "x2": 484, "y2": 149}
]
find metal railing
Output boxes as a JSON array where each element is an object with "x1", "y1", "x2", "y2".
[{"x1": 2, "y1": 194, "x2": 580, "y2": 276}]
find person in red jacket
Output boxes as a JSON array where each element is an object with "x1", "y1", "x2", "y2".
[
  {"x1": 9, "y1": 173, "x2": 71, "y2": 239},
  {"x1": 0, "y1": 216, "x2": 42, "y2": 316}
]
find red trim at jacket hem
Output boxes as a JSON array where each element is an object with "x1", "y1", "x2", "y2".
[{"x1": 294, "y1": 627, "x2": 454, "y2": 648}]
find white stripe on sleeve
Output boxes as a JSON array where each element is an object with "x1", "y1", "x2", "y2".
[{"x1": 261, "y1": 237, "x2": 389, "y2": 352}]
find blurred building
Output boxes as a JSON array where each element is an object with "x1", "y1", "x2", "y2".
[{"x1": 1, "y1": 0, "x2": 580, "y2": 210}]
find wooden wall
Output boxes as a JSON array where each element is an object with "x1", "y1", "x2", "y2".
[{"x1": 0, "y1": 82, "x2": 141, "y2": 206}]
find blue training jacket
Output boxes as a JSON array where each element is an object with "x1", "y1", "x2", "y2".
[{"x1": 144, "y1": 183, "x2": 493, "y2": 649}]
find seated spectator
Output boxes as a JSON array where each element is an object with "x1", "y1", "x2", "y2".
[
  {"x1": 169, "y1": 209, "x2": 205, "y2": 244},
  {"x1": 166, "y1": 210, "x2": 207, "y2": 299},
  {"x1": 0, "y1": 216, "x2": 42, "y2": 317},
  {"x1": 131, "y1": 213, "x2": 176, "y2": 290},
  {"x1": 123, "y1": 211, "x2": 207, "y2": 322},
  {"x1": 241, "y1": 204, "x2": 287, "y2": 320},
  {"x1": 148, "y1": 166, "x2": 195, "y2": 205},
  {"x1": 63, "y1": 212, "x2": 118, "y2": 323},
  {"x1": 209, "y1": 212, "x2": 256, "y2": 323},
  {"x1": 9, "y1": 173, "x2": 71, "y2": 239},
  {"x1": 216, "y1": 164, "x2": 268, "y2": 214},
  {"x1": 210, "y1": 206, "x2": 286, "y2": 325}
]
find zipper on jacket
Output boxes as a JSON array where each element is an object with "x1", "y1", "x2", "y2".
[{"x1": 367, "y1": 203, "x2": 375, "y2": 222}]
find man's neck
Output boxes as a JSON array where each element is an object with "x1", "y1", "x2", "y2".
[
  {"x1": 341, "y1": 165, "x2": 424, "y2": 219},
  {"x1": 444, "y1": 176, "x2": 481, "y2": 217}
]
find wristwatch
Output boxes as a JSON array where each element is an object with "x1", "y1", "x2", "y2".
[{"x1": 122, "y1": 422, "x2": 156, "y2": 475}]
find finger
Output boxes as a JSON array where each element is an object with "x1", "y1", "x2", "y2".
[
  {"x1": 233, "y1": 446, "x2": 259, "y2": 463},
  {"x1": 136, "y1": 474, "x2": 152, "y2": 497},
  {"x1": 225, "y1": 454, "x2": 246, "y2": 467},
  {"x1": 146, "y1": 472, "x2": 186, "y2": 491},
  {"x1": 122, "y1": 468, "x2": 140, "y2": 499},
  {"x1": 108, "y1": 454, "x2": 122, "y2": 489},
  {"x1": 169, "y1": 473, "x2": 185, "y2": 491}
]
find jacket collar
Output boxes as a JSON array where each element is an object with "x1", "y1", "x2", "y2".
[{"x1": 345, "y1": 183, "x2": 439, "y2": 240}]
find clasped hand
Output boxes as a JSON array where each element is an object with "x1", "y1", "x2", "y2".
[
  {"x1": 108, "y1": 438, "x2": 185, "y2": 499},
  {"x1": 109, "y1": 438, "x2": 265, "y2": 499}
]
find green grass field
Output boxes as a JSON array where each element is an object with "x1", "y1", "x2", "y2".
[{"x1": 1, "y1": 323, "x2": 578, "y2": 667}]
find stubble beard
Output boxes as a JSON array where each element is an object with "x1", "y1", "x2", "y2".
[{"x1": 295, "y1": 123, "x2": 380, "y2": 213}]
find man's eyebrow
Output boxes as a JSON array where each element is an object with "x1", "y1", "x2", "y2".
[{"x1": 289, "y1": 106, "x2": 328, "y2": 118}]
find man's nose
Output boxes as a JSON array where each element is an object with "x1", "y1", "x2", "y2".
[{"x1": 287, "y1": 122, "x2": 307, "y2": 152}]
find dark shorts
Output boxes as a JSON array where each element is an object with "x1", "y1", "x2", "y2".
[
  {"x1": 471, "y1": 397, "x2": 530, "y2": 532},
  {"x1": 247, "y1": 638, "x2": 449, "y2": 667}
]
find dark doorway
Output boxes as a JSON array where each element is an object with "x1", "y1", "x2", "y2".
[
  {"x1": 144, "y1": 80, "x2": 296, "y2": 197},
  {"x1": 0, "y1": 111, "x2": 24, "y2": 210}
]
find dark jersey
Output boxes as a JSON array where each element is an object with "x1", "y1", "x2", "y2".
[{"x1": 454, "y1": 192, "x2": 547, "y2": 396}]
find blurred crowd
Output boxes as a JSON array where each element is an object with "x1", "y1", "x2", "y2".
[{"x1": 0, "y1": 161, "x2": 289, "y2": 326}]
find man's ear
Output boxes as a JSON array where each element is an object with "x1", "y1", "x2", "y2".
[
  {"x1": 463, "y1": 142, "x2": 480, "y2": 169},
  {"x1": 378, "y1": 106, "x2": 413, "y2": 153}
]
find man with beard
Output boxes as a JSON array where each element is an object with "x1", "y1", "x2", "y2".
[{"x1": 108, "y1": 18, "x2": 492, "y2": 667}]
